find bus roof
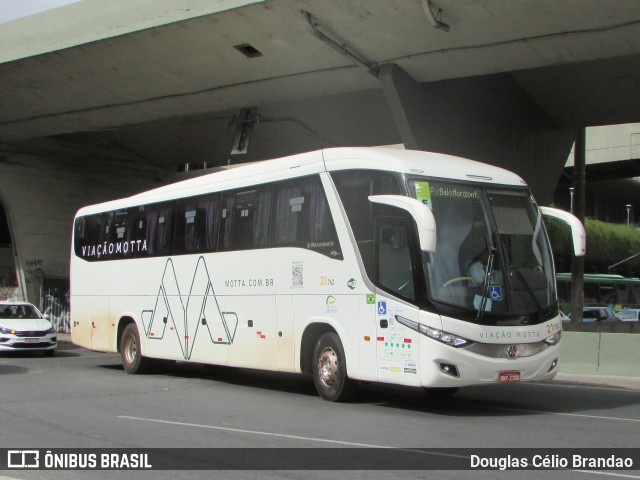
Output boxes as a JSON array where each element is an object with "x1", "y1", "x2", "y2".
[{"x1": 75, "y1": 147, "x2": 528, "y2": 216}]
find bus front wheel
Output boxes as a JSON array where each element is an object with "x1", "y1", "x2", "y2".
[
  {"x1": 312, "y1": 332, "x2": 356, "y2": 402},
  {"x1": 120, "y1": 323, "x2": 152, "y2": 374}
]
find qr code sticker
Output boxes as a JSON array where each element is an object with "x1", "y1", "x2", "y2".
[{"x1": 292, "y1": 262, "x2": 303, "y2": 288}]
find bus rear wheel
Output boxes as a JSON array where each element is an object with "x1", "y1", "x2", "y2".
[
  {"x1": 312, "y1": 332, "x2": 356, "y2": 402},
  {"x1": 120, "y1": 323, "x2": 152, "y2": 374}
]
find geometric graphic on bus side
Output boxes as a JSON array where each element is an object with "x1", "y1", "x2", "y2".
[{"x1": 140, "y1": 256, "x2": 238, "y2": 360}]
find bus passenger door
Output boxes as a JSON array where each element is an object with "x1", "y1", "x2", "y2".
[
  {"x1": 374, "y1": 218, "x2": 421, "y2": 387},
  {"x1": 226, "y1": 296, "x2": 278, "y2": 370}
]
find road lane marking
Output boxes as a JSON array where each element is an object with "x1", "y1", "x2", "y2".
[
  {"x1": 118, "y1": 415, "x2": 640, "y2": 478},
  {"x1": 550, "y1": 383, "x2": 640, "y2": 393},
  {"x1": 119, "y1": 415, "x2": 416, "y2": 449},
  {"x1": 118, "y1": 415, "x2": 465, "y2": 459},
  {"x1": 478, "y1": 405, "x2": 640, "y2": 423}
]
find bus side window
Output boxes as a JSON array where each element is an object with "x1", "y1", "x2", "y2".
[
  {"x1": 175, "y1": 193, "x2": 220, "y2": 254},
  {"x1": 74, "y1": 214, "x2": 105, "y2": 258},
  {"x1": 271, "y1": 176, "x2": 342, "y2": 259},
  {"x1": 145, "y1": 202, "x2": 175, "y2": 256},
  {"x1": 272, "y1": 183, "x2": 304, "y2": 245},
  {"x1": 331, "y1": 170, "x2": 401, "y2": 274},
  {"x1": 113, "y1": 209, "x2": 133, "y2": 258},
  {"x1": 220, "y1": 186, "x2": 272, "y2": 251}
]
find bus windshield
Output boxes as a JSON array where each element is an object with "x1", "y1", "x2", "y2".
[{"x1": 409, "y1": 179, "x2": 557, "y2": 323}]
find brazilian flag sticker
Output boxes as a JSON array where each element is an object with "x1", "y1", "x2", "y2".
[{"x1": 366, "y1": 294, "x2": 376, "y2": 304}]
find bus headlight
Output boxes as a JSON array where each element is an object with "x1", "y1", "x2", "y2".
[
  {"x1": 395, "y1": 315, "x2": 472, "y2": 348},
  {"x1": 544, "y1": 331, "x2": 562, "y2": 346}
]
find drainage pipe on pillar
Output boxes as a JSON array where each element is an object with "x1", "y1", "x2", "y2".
[{"x1": 570, "y1": 128, "x2": 586, "y2": 322}]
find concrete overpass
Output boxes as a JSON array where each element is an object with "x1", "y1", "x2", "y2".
[{"x1": 1, "y1": 0, "x2": 640, "y2": 303}]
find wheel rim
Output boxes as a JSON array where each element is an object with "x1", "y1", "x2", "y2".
[
  {"x1": 123, "y1": 333, "x2": 137, "y2": 365},
  {"x1": 317, "y1": 347, "x2": 338, "y2": 388}
]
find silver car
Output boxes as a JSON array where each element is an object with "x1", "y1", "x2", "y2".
[
  {"x1": 0, "y1": 301, "x2": 57, "y2": 356},
  {"x1": 580, "y1": 307, "x2": 620, "y2": 323}
]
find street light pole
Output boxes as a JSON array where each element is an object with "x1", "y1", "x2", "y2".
[
  {"x1": 569, "y1": 187, "x2": 574, "y2": 213},
  {"x1": 627, "y1": 204, "x2": 632, "y2": 226}
]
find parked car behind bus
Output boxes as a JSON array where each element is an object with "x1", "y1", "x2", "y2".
[
  {"x1": 0, "y1": 301, "x2": 57, "y2": 356},
  {"x1": 579, "y1": 307, "x2": 621, "y2": 323},
  {"x1": 617, "y1": 309, "x2": 640, "y2": 322}
]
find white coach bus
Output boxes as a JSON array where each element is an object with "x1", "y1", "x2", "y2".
[{"x1": 71, "y1": 147, "x2": 585, "y2": 401}]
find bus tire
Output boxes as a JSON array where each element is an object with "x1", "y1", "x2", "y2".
[
  {"x1": 312, "y1": 332, "x2": 356, "y2": 402},
  {"x1": 120, "y1": 323, "x2": 152, "y2": 374}
]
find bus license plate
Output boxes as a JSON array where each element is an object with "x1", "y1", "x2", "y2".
[
  {"x1": 25, "y1": 338, "x2": 41, "y2": 343},
  {"x1": 499, "y1": 371, "x2": 521, "y2": 383}
]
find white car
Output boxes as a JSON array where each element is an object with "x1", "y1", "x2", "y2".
[
  {"x1": 0, "y1": 301, "x2": 57, "y2": 356},
  {"x1": 617, "y1": 309, "x2": 640, "y2": 322}
]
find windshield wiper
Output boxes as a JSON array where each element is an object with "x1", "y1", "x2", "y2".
[
  {"x1": 509, "y1": 264, "x2": 542, "y2": 311},
  {"x1": 476, "y1": 247, "x2": 497, "y2": 322}
]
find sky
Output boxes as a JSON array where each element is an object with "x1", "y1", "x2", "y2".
[{"x1": 0, "y1": 0, "x2": 81, "y2": 24}]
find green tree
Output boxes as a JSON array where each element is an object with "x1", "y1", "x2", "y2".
[{"x1": 546, "y1": 218, "x2": 640, "y2": 276}]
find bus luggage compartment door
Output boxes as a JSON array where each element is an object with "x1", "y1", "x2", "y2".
[{"x1": 226, "y1": 296, "x2": 277, "y2": 370}]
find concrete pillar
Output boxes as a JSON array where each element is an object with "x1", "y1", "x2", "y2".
[
  {"x1": 378, "y1": 64, "x2": 576, "y2": 204},
  {"x1": 570, "y1": 128, "x2": 586, "y2": 322},
  {"x1": 377, "y1": 64, "x2": 423, "y2": 150},
  {"x1": 0, "y1": 142, "x2": 164, "y2": 303}
]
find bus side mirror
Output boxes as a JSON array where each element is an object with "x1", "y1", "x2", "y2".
[
  {"x1": 368, "y1": 195, "x2": 436, "y2": 252},
  {"x1": 539, "y1": 206, "x2": 586, "y2": 256}
]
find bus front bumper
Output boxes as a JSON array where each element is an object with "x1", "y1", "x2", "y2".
[{"x1": 419, "y1": 339, "x2": 560, "y2": 388}]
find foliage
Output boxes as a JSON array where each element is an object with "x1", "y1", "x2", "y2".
[{"x1": 546, "y1": 217, "x2": 640, "y2": 275}]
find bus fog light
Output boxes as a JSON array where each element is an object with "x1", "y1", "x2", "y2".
[{"x1": 438, "y1": 363, "x2": 459, "y2": 377}]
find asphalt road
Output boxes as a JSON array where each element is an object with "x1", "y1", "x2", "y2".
[{"x1": 0, "y1": 341, "x2": 639, "y2": 480}]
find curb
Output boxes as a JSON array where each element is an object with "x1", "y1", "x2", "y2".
[{"x1": 552, "y1": 372, "x2": 640, "y2": 391}]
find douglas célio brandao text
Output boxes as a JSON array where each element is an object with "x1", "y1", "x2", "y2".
[{"x1": 470, "y1": 454, "x2": 634, "y2": 470}]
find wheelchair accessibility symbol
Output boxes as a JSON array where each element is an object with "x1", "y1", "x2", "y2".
[
  {"x1": 377, "y1": 301, "x2": 387, "y2": 315},
  {"x1": 489, "y1": 285, "x2": 503, "y2": 301}
]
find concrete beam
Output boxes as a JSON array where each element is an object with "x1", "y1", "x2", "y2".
[{"x1": 0, "y1": 0, "x2": 262, "y2": 63}]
